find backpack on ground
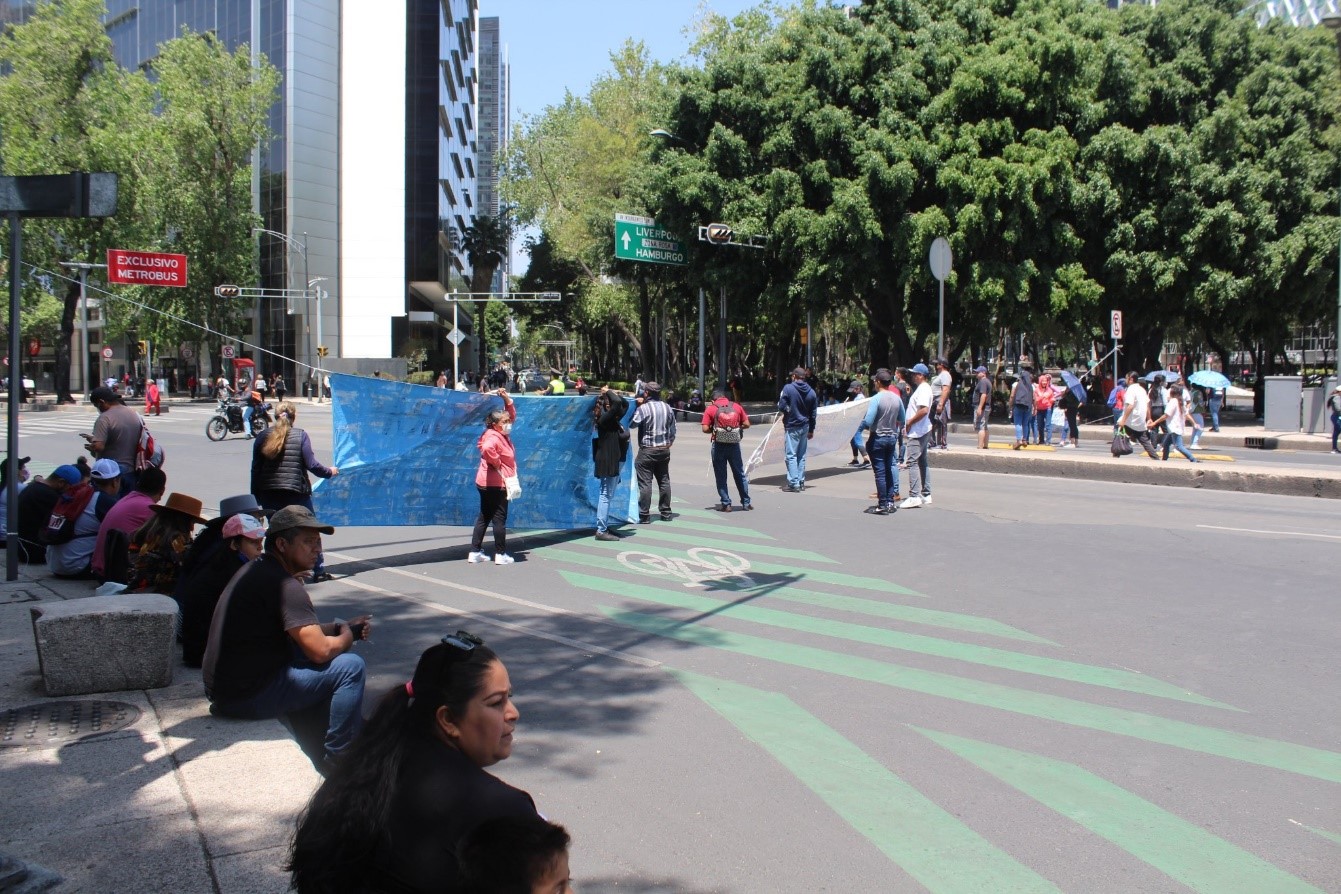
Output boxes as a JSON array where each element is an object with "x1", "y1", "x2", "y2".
[
  {"x1": 136, "y1": 418, "x2": 164, "y2": 470},
  {"x1": 713, "y1": 401, "x2": 743, "y2": 443},
  {"x1": 41, "y1": 483, "x2": 95, "y2": 545}
]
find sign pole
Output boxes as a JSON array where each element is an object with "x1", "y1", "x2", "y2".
[
  {"x1": 452, "y1": 294, "x2": 459, "y2": 390},
  {"x1": 698, "y1": 287, "x2": 705, "y2": 399},
  {"x1": 78, "y1": 267, "x2": 89, "y2": 399},
  {"x1": 7, "y1": 213, "x2": 22, "y2": 581}
]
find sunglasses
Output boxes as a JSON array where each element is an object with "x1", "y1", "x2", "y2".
[{"x1": 441, "y1": 630, "x2": 483, "y2": 659}]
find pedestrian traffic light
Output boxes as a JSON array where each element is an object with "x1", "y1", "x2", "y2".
[{"x1": 215, "y1": 284, "x2": 241, "y2": 298}]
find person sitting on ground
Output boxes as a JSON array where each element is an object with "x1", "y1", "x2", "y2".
[
  {"x1": 16, "y1": 464, "x2": 80, "y2": 564},
  {"x1": 178, "y1": 513, "x2": 265, "y2": 668},
  {"x1": 457, "y1": 815, "x2": 573, "y2": 894},
  {"x1": 0, "y1": 455, "x2": 32, "y2": 548},
  {"x1": 127, "y1": 492, "x2": 206, "y2": 594},
  {"x1": 175, "y1": 493, "x2": 267, "y2": 589},
  {"x1": 93, "y1": 466, "x2": 166, "y2": 581},
  {"x1": 203, "y1": 505, "x2": 370, "y2": 768},
  {"x1": 287, "y1": 631, "x2": 536, "y2": 894},
  {"x1": 47, "y1": 459, "x2": 123, "y2": 579}
]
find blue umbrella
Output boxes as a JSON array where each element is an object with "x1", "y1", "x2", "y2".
[
  {"x1": 1059, "y1": 370, "x2": 1087, "y2": 403},
  {"x1": 1188, "y1": 369, "x2": 1231, "y2": 391}
]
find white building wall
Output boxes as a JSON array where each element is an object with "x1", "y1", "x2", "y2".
[{"x1": 339, "y1": 0, "x2": 408, "y2": 359}]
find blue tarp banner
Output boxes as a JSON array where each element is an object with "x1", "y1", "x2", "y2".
[{"x1": 312, "y1": 375, "x2": 636, "y2": 529}]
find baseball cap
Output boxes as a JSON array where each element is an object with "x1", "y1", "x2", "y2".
[
  {"x1": 89, "y1": 385, "x2": 123, "y2": 404},
  {"x1": 222, "y1": 513, "x2": 266, "y2": 540},
  {"x1": 975, "y1": 366, "x2": 988, "y2": 374},
  {"x1": 269, "y1": 505, "x2": 335, "y2": 535},
  {"x1": 911, "y1": 363, "x2": 930, "y2": 376},
  {"x1": 874, "y1": 370, "x2": 892, "y2": 384},
  {"x1": 90, "y1": 459, "x2": 122, "y2": 480},
  {"x1": 51, "y1": 464, "x2": 82, "y2": 486}
]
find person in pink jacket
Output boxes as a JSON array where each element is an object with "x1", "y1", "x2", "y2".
[{"x1": 468, "y1": 389, "x2": 518, "y2": 566}]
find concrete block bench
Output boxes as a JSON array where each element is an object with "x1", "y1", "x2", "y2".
[{"x1": 30, "y1": 593, "x2": 177, "y2": 696}]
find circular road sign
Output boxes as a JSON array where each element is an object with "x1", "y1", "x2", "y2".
[
  {"x1": 101, "y1": 346, "x2": 114, "y2": 360},
  {"x1": 222, "y1": 345, "x2": 236, "y2": 360},
  {"x1": 181, "y1": 347, "x2": 193, "y2": 360},
  {"x1": 929, "y1": 237, "x2": 952, "y2": 282}
]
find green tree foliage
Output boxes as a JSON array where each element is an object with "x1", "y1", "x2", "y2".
[
  {"x1": 0, "y1": 2, "x2": 279, "y2": 397},
  {"x1": 463, "y1": 214, "x2": 512, "y2": 371}
]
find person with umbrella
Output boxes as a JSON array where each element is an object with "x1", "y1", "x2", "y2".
[{"x1": 1188, "y1": 370, "x2": 1230, "y2": 432}]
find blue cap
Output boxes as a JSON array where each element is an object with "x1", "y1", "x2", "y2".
[
  {"x1": 911, "y1": 363, "x2": 930, "y2": 376},
  {"x1": 51, "y1": 464, "x2": 82, "y2": 485},
  {"x1": 975, "y1": 366, "x2": 988, "y2": 374}
]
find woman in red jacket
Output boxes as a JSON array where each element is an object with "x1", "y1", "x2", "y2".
[{"x1": 468, "y1": 389, "x2": 518, "y2": 566}]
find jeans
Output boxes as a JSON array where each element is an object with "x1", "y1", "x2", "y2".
[
  {"x1": 869, "y1": 435, "x2": 899, "y2": 506},
  {"x1": 1331, "y1": 412, "x2": 1340, "y2": 451},
  {"x1": 1161, "y1": 431, "x2": 1196, "y2": 462},
  {"x1": 1012, "y1": 405, "x2": 1031, "y2": 442},
  {"x1": 214, "y1": 651, "x2": 366, "y2": 758},
  {"x1": 850, "y1": 428, "x2": 867, "y2": 459},
  {"x1": 471, "y1": 486, "x2": 509, "y2": 552},
  {"x1": 1036, "y1": 407, "x2": 1053, "y2": 444},
  {"x1": 783, "y1": 426, "x2": 809, "y2": 488},
  {"x1": 242, "y1": 405, "x2": 253, "y2": 433},
  {"x1": 257, "y1": 491, "x2": 324, "y2": 576},
  {"x1": 636, "y1": 447, "x2": 672, "y2": 519},
  {"x1": 1189, "y1": 414, "x2": 1204, "y2": 447},
  {"x1": 595, "y1": 475, "x2": 619, "y2": 533},
  {"x1": 906, "y1": 432, "x2": 930, "y2": 498},
  {"x1": 711, "y1": 442, "x2": 751, "y2": 508},
  {"x1": 1209, "y1": 395, "x2": 1222, "y2": 430}
]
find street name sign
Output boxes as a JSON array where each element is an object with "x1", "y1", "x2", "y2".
[
  {"x1": 107, "y1": 249, "x2": 189, "y2": 287},
  {"x1": 614, "y1": 213, "x2": 686, "y2": 266}
]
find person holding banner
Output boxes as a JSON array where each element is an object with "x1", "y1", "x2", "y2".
[{"x1": 468, "y1": 389, "x2": 518, "y2": 565}]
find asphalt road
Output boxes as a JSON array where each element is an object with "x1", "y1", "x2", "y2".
[{"x1": 8, "y1": 401, "x2": 1341, "y2": 892}]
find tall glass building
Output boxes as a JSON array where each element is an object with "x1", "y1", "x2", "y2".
[{"x1": 2, "y1": 0, "x2": 488, "y2": 382}]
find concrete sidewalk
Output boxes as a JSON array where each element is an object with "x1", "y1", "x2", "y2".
[{"x1": 0, "y1": 575, "x2": 318, "y2": 894}]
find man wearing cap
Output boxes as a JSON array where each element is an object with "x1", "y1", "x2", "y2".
[
  {"x1": 203, "y1": 505, "x2": 369, "y2": 764},
  {"x1": 931, "y1": 359, "x2": 953, "y2": 450},
  {"x1": 972, "y1": 366, "x2": 992, "y2": 449},
  {"x1": 46, "y1": 459, "x2": 122, "y2": 577},
  {"x1": 631, "y1": 381, "x2": 676, "y2": 523},
  {"x1": 901, "y1": 364, "x2": 934, "y2": 508},
  {"x1": 778, "y1": 366, "x2": 818, "y2": 492},
  {"x1": 84, "y1": 385, "x2": 143, "y2": 491},
  {"x1": 15, "y1": 464, "x2": 81, "y2": 564},
  {"x1": 92, "y1": 466, "x2": 166, "y2": 580}
]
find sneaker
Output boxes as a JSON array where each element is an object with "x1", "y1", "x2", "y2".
[
  {"x1": 864, "y1": 505, "x2": 887, "y2": 515},
  {"x1": 309, "y1": 571, "x2": 335, "y2": 584},
  {"x1": 660, "y1": 513, "x2": 674, "y2": 521},
  {"x1": 921, "y1": 495, "x2": 933, "y2": 506},
  {"x1": 858, "y1": 460, "x2": 871, "y2": 469},
  {"x1": 1333, "y1": 449, "x2": 1341, "y2": 455},
  {"x1": 847, "y1": 459, "x2": 862, "y2": 467},
  {"x1": 740, "y1": 504, "x2": 754, "y2": 511},
  {"x1": 638, "y1": 516, "x2": 653, "y2": 524},
  {"x1": 493, "y1": 553, "x2": 516, "y2": 565},
  {"x1": 883, "y1": 503, "x2": 898, "y2": 513},
  {"x1": 1189, "y1": 444, "x2": 1202, "y2": 450},
  {"x1": 1057, "y1": 442, "x2": 1070, "y2": 449},
  {"x1": 467, "y1": 551, "x2": 488, "y2": 563},
  {"x1": 716, "y1": 504, "x2": 732, "y2": 513},
  {"x1": 900, "y1": 496, "x2": 924, "y2": 509},
  {"x1": 595, "y1": 531, "x2": 620, "y2": 542}
]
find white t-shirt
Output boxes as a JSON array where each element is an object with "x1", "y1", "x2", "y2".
[
  {"x1": 907, "y1": 382, "x2": 934, "y2": 438},
  {"x1": 1166, "y1": 397, "x2": 1185, "y2": 435},
  {"x1": 1123, "y1": 383, "x2": 1150, "y2": 431},
  {"x1": 931, "y1": 371, "x2": 951, "y2": 398}
]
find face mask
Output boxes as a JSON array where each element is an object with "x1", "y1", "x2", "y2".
[{"x1": 501, "y1": 423, "x2": 513, "y2": 435}]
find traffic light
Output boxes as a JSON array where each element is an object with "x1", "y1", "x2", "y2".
[
  {"x1": 317, "y1": 345, "x2": 329, "y2": 358},
  {"x1": 800, "y1": 326, "x2": 808, "y2": 346},
  {"x1": 215, "y1": 284, "x2": 241, "y2": 298},
  {"x1": 705, "y1": 222, "x2": 734, "y2": 245},
  {"x1": 137, "y1": 340, "x2": 148, "y2": 360},
  {"x1": 128, "y1": 339, "x2": 140, "y2": 361}
]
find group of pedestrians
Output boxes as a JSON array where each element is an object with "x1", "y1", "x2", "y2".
[{"x1": 1114, "y1": 370, "x2": 1202, "y2": 462}]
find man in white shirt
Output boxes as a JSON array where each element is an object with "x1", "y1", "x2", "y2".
[
  {"x1": 1117, "y1": 371, "x2": 1159, "y2": 458},
  {"x1": 901, "y1": 364, "x2": 934, "y2": 508}
]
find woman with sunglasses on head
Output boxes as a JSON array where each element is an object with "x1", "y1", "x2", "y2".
[{"x1": 289, "y1": 631, "x2": 537, "y2": 894}]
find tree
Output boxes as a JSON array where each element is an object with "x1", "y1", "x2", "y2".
[{"x1": 462, "y1": 214, "x2": 512, "y2": 373}]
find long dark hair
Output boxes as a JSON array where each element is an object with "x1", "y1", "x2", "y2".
[{"x1": 287, "y1": 636, "x2": 500, "y2": 893}]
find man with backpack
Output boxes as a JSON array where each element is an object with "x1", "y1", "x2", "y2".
[
  {"x1": 85, "y1": 385, "x2": 143, "y2": 491},
  {"x1": 46, "y1": 459, "x2": 121, "y2": 578},
  {"x1": 701, "y1": 389, "x2": 752, "y2": 512}
]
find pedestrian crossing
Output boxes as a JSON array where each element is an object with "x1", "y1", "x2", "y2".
[{"x1": 1, "y1": 404, "x2": 213, "y2": 437}]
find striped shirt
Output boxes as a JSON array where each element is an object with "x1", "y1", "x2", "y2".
[{"x1": 632, "y1": 398, "x2": 676, "y2": 448}]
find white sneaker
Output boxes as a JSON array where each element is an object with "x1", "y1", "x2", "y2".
[
  {"x1": 900, "y1": 496, "x2": 923, "y2": 509},
  {"x1": 921, "y1": 495, "x2": 933, "y2": 506},
  {"x1": 494, "y1": 553, "x2": 516, "y2": 565},
  {"x1": 467, "y1": 551, "x2": 488, "y2": 564}
]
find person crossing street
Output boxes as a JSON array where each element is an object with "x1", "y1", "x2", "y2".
[{"x1": 701, "y1": 389, "x2": 752, "y2": 513}]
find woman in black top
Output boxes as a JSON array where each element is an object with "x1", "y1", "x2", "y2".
[
  {"x1": 288, "y1": 632, "x2": 539, "y2": 894},
  {"x1": 251, "y1": 401, "x2": 338, "y2": 580}
]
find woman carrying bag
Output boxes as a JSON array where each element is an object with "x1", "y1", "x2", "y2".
[{"x1": 468, "y1": 389, "x2": 518, "y2": 566}]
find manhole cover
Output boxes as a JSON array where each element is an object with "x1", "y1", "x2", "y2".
[{"x1": 1, "y1": 700, "x2": 141, "y2": 748}]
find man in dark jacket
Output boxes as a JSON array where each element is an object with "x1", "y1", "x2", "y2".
[
  {"x1": 16, "y1": 464, "x2": 81, "y2": 564},
  {"x1": 778, "y1": 367, "x2": 818, "y2": 492},
  {"x1": 591, "y1": 385, "x2": 629, "y2": 541}
]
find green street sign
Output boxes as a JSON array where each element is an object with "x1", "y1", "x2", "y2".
[{"x1": 614, "y1": 213, "x2": 687, "y2": 265}]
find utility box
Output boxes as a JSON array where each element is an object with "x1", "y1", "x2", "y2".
[
  {"x1": 1303, "y1": 376, "x2": 1338, "y2": 435},
  {"x1": 1263, "y1": 375, "x2": 1302, "y2": 432}
]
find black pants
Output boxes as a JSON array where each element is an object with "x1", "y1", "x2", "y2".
[
  {"x1": 635, "y1": 447, "x2": 672, "y2": 519},
  {"x1": 1128, "y1": 427, "x2": 1159, "y2": 458},
  {"x1": 471, "y1": 486, "x2": 508, "y2": 553},
  {"x1": 1065, "y1": 406, "x2": 1079, "y2": 443}
]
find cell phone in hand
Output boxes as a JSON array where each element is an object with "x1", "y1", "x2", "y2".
[{"x1": 349, "y1": 621, "x2": 368, "y2": 641}]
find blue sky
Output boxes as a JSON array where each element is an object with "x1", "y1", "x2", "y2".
[{"x1": 484, "y1": 0, "x2": 761, "y2": 123}]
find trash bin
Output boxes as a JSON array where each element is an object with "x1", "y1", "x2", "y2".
[
  {"x1": 1304, "y1": 377, "x2": 1337, "y2": 435},
  {"x1": 1263, "y1": 375, "x2": 1302, "y2": 432}
]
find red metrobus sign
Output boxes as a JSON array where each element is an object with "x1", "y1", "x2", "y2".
[{"x1": 106, "y1": 249, "x2": 189, "y2": 287}]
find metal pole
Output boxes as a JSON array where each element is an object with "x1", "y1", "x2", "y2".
[
  {"x1": 1336, "y1": 170, "x2": 1340, "y2": 386},
  {"x1": 937, "y1": 280, "x2": 945, "y2": 361},
  {"x1": 1114, "y1": 338, "x2": 1120, "y2": 390},
  {"x1": 697, "y1": 287, "x2": 705, "y2": 398},
  {"x1": 7, "y1": 213, "x2": 22, "y2": 581},
  {"x1": 302, "y1": 232, "x2": 309, "y2": 391},
  {"x1": 452, "y1": 295, "x2": 459, "y2": 388},
  {"x1": 315, "y1": 286, "x2": 324, "y2": 402},
  {"x1": 718, "y1": 285, "x2": 727, "y2": 392},
  {"x1": 806, "y1": 307, "x2": 813, "y2": 370},
  {"x1": 78, "y1": 267, "x2": 89, "y2": 399}
]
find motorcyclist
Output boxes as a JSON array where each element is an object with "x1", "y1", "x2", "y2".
[{"x1": 243, "y1": 386, "x2": 264, "y2": 438}]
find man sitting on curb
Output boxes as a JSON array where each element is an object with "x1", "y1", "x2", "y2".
[{"x1": 202, "y1": 505, "x2": 370, "y2": 768}]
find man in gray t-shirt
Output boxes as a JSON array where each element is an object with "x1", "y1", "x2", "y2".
[{"x1": 86, "y1": 386, "x2": 143, "y2": 488}]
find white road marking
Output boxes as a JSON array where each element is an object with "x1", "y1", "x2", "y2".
[
  {"x1": 1196, "y1": 524, "x2": 1341, "y2": 541},
  {"x1": 325, "y1": 551, "x2": 660, "y2": 668}
]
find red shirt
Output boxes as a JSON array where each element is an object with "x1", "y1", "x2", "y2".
[{"x1": 701, "y1": 399, "x2": 747, "y2": 441}]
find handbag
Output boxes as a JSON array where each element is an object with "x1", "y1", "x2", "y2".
[
  {"x1": 1110, "y1": 430, "x2": 1133, "y2": 457},
  {"x1": 503, "y1": 474, "x2": 522, "y2": 500}
]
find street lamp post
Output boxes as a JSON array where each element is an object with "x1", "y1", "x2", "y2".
[
  {"x1": 252, "y1": 227, "x2": 310, "y2": 388},
  {"x1": 1323, "y1": 16, "x2": 1341, "y2": 386},
  {"x1": 59, "y1": 260, "x2": 107, "y2": 401}
]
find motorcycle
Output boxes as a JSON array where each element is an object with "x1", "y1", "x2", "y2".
[{"x1": 205, "y1": 398, "x2": 272, "y2": 441}]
